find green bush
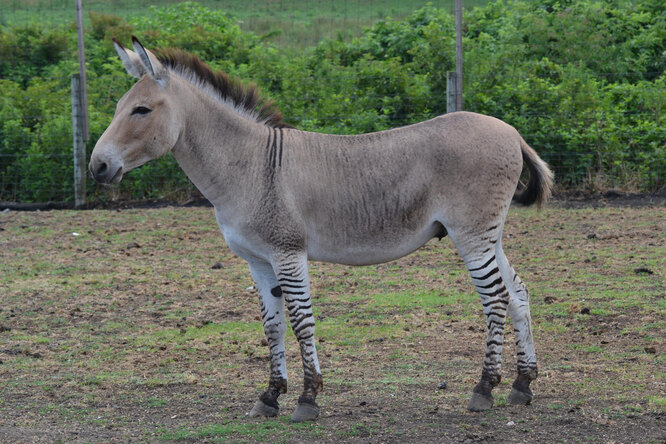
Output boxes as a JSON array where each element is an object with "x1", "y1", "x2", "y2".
[{"x1": 0, "y1": 0, "x2": 663, "y2": 202}]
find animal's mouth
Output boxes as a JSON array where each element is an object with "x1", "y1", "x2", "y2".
[{"x1": 109, "y1": 166, "x2": 124, "y2": 184}]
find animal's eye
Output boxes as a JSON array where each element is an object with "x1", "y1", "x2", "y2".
[{"x1": 131, "y1": 106, "x2": 152, "y2": 116}]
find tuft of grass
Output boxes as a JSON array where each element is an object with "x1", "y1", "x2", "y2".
[{"x1": 158, "y1": 417, "x2": 323, "y2": 442}]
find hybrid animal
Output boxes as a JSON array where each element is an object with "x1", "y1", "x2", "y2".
[{"x1": 89, "y1": 38, "x2": 553, "y2": 422}]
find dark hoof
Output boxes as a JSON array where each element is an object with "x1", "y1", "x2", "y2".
[
  {"x1": 507, "y1": 387, "x2": 533, "y2": 405},
  {"x1": 291, "y1": 401, "x2": 320, "y2": 422},
  {"x1": 467, "y1": 392, "x2": 494, "y2": 412},
  {"x1": 249, "y1": 399, "x2": 279, "y2": 417}
]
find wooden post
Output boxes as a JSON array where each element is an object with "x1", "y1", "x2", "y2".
[
  {"x1": 71, "y1": 74, "x2": 86, "y2": 207},
  {"x1": 446, "y1": 71, "x2": 458, "y2": 113},
  {"x1": 75, "y1": 0, "x2": 89, "y2": 141},
  {"x1": 455, "y1": 0, "x2": 463, "y2": 111}
]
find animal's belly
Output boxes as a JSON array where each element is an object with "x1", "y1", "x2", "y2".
[{"x1": 306, "y1": 222, "x2": 444, "y2": 266}]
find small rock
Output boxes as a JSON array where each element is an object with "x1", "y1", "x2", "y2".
[
  {"x1": 580, "y1": 307, "x2": 591, "y2": 315},
  {"x1": 506, "y1": 421, "x2": 515, "y2": 427},
  {"x1": 211, "y1": 262, "x2": 223, "y2": 270},
  {"x1": 126, "y1": 242, "x2": 141, "y2": 249},
  {"x1": 437, "y1": 381, "x2": 448, "y2": 390},
  {"x1": 359, "y1": 401, "x2": 367, "y2": 406},
  {"x1": 246, "y1": 286, "x2": 254, "y2": 291},
  {"x1": 369, "y1": 337, "x2": 386, "y2": 343}
]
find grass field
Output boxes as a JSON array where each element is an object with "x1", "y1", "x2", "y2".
[
  {"x1": 0, "y1": 0, "x2": 488, "y2": 48},
  {"x1": 0, "y1": 200, "x2": 664, "y2": 442}
]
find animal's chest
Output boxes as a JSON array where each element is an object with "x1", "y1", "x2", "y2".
[{"x1": 215, "y1": 209, "x2": 274, "y2": 262}]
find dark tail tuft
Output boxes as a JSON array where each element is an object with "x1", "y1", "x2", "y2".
[{"x1": 514, "y1": 138, "x2": 554, "y2": 208}]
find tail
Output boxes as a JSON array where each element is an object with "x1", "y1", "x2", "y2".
[{"x1": 513, "y1": 138, "x2": 554, "y2": 208}]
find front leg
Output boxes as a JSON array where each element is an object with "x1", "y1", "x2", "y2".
[
  {"x1": 247, "y1": 260, "x2": 288, "y2": 417},
  {"x1": 275, "y1": 253, "x2": 323, "y2": 422}
]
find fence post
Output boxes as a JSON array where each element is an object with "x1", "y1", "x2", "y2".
[
  {"x1": 455, "y1": 0, "x2": 463, "y2": 111},
  {"x1": 446, "y1": 71, "x2": 458, "y2": 113},
  {"x1": 75, "y1": 0, "x2": 89, "y2": 141},
  {"x1": 71, "y1": 74, "x2": 86, "y2": 208}
]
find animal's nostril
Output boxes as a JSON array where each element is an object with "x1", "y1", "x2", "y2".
[{"x1": 96, "y1": 162, "x2": 108, "y2": 176}]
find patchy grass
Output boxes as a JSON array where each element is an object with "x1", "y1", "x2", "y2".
[{"x1": 0, "y1": 203, "x2": 664, "y2": 442}]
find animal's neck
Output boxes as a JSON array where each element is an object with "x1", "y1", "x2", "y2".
[{"x1": 170, "y1": 80, "x2": 268, "y2": 206}]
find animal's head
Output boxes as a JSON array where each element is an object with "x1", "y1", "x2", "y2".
[{"x1": 89, "y1": 37, "x2": 181, "y2": 184}]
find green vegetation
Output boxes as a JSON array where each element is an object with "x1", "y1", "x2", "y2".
[{"x1": 0, "y1": 0, "x2": 664, "y2": 202}]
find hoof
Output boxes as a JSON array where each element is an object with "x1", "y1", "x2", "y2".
[
  {"x1": 507, "y1": 387, "x2": 533, "y2": 405},
  {"x1": 249, "y1": 400, "x2": 279, "y2": 418},
  {"x1": 467, "y1": 392, "x2": 494, "y2": 412},
  {"x1": 291, "y1": 401, "x2": 320, "y2": 422}
]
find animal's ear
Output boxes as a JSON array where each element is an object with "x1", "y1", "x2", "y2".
[
  {"x1": 113, "y1": 38, "x2": 145, "y2": 79},
  {"x1": 131, "y1": 36, "x2": 169, "y2": 85}
]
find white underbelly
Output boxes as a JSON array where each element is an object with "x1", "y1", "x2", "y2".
[{"x1": 306, "y1": 224, "x2": 441, "y2": 266}]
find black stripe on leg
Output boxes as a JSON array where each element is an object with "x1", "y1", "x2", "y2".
[
  {"x1": 471, "y1": 267, "x2": 500, "y2": 281},
  {"x1": 469, "y1": 256, "x2": 495, "y2": 272},
  {"x1": 477, "y1": 277, "x2": 503, "y2": 289},
  {"x1": 279, "y1": 277, "x2": 304, "y2": 284}
]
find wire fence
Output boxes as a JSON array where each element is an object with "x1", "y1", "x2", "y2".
[
  {"x1": 0, "y1": 0, "x2": 460, "y2": 47},
  {"x1": 0, "y1": 0, "x2": 663, "y2": 205}
]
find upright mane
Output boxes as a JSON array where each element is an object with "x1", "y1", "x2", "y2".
[{"x1": 153, "y1": 48, "x2": 288, "y2": 128}]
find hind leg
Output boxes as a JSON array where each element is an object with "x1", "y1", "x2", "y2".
[
  {"x1": 496, "y1": 241, "x2": 538, "y2": 405},
  {"x1": 452, "y1": 229, "x2": 511, "y2": 412}
]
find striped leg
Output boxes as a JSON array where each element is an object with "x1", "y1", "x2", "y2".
[
  {"x1": 275, "y1": 254, "x2": 323, "y2": 422},
  {"x1": 247, "y1": 260, "x2": 288, "y2": 418},
  {"x1": 461, "y1": 245, "x2": 510, "y2": 412},
  {"x1": 496, "y1": 242, "x2": 538, "y2": 405}
]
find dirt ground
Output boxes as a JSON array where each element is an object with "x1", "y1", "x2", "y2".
[{"x1": 0, "y1": 196, "x2": 664, "y2": 443}]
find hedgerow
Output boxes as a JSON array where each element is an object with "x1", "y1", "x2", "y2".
[{"x1": 0, "y1": 1, "x2": 663, "y2": 202}]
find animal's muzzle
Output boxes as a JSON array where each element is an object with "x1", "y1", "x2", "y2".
[{"x1": 89, "y1": 157, "x2": 123, "y2": 184}]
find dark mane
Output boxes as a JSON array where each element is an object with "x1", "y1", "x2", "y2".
[{"x1": 153, "y1": 48, "x2": 288, "y2": 128}]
